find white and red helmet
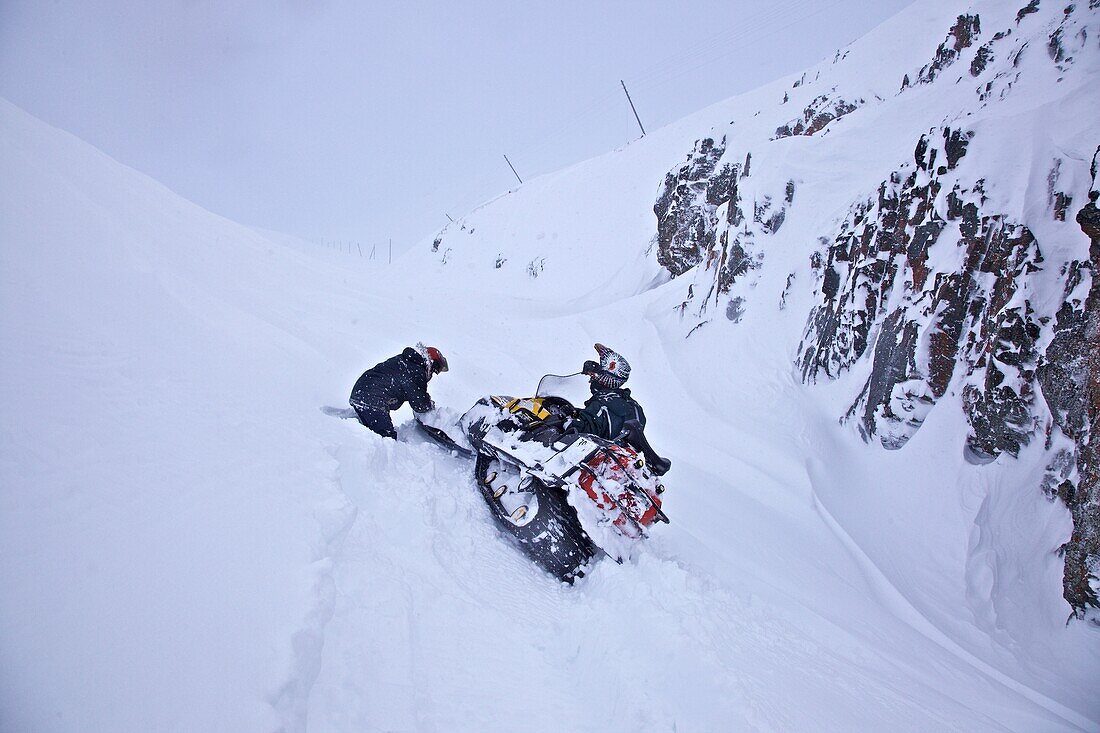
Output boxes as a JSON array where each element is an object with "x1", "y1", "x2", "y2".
[{"x1": 586, "y1": 343, "x2": 630, "y2": 388}]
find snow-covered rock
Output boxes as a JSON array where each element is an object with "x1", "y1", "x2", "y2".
[{"x1": 624, "y1": 0, "x2": 1100, "y2": 616}]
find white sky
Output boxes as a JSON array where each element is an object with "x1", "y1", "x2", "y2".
[{"x1": 0, "y1": 0, "x2": 913, "y2": 250}]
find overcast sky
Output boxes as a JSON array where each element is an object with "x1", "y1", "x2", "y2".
[{"x1": 0, "y1": 0, "x2": 913, "y2": 250}]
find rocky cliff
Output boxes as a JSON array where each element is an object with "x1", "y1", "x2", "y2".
[
  {"x1": 653, "y1": 1, "x2": 1100, "y2": 615},
  {"x1": 1039, "y1": 152, "x2": 1100, "y2": 614}
]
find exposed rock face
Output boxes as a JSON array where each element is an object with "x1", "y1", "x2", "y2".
[
  {"x1": 1038, "y1": 148, "x2": 1100, "y2": 617},
  {"x1": 1048, "y1": 159, "x2": 1074, "y2": 221},
  {"x1": 902, "y1": 14, "x2": 982, "y2": 88},
  {"x1": 800, "y1": 127, "x2": 1044, "y2": 452},
  {"x1": 653, "y1": 138, "x2": 727, "y2": 276},
  {"x1": 1046, "y1": 2, "x2": 1091, "y2": 73},
  {"x1": 774, "y1": 93, "x2": 863, "y2": 139},
  {"x1": 1016, "y1": 0, "x2": 1040, "y2": 24},
  {"x1": 654, "y1": 138, "x2": 793, "y2": 324},
  {"x1": 966, "y1": 0, "x2": 1096, "y2": 107},
  {"x1": 970, "y1": 42, "x2": 994, "y2": 76}
]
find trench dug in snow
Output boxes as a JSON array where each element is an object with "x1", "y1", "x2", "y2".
[{"x1": 301, "y1": 378, "x2": 1093, "y2": 732}]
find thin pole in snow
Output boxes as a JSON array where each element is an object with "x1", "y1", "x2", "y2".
[
  {"x1": 357, "y1": 242, "x2": 362, "y2": 257},
  {"x1": 503, "y1": 154, "x2": 523, "y2": 184},
  {"x1": 445, "y1": 213, "x2": 455, "y2": 223},
  {"x1": 388, "y1": 238, "x2": 392, "y2": 265},
  {"x1": 621, "y1": 80, "x2": 646, "y2": 137},
  {"x1": 370, "y1": 244, "x2": 376, "y2": 260}
]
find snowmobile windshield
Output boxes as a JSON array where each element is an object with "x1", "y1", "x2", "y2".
[{"x1": 535, "y1": 372, "x2": 590, "y2": 407}]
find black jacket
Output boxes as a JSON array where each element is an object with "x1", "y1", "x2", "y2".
[
  {"x1": 350, "y1": 347, "x2": 434, "y2": 415},
  {"x1": 572, "y1": 384, "x2": 646, "y2": 440}
]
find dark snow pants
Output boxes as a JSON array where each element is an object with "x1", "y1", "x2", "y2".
[{"x1": 351, "y1": 403, "x2": 397, "y2": 439}]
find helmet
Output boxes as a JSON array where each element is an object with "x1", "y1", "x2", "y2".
[
  {"x1": 417, "y1": 343, "x2": 449, "y2": 376},
  {"x1": 585, "y1": 343, "x2": 629, "y2": 388},
  {"x1": 425, "y1": 346, "x2": 448, "y2": 374}
]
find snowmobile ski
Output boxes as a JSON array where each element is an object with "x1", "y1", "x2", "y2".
[{"x1": 416, "y1": 419, "x2": 475, "y2": 458}]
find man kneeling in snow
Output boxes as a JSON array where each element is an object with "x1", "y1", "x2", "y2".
[{"x1": 349, "y1": 343, "x2": 448, "y2": 438}]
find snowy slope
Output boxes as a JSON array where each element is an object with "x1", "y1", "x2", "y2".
[
  {"x1": 404, "y1": 0, "x2": 1100, "y2": 726},
  {"x1": 2, "y1": 0, "x2": 1099, "y2": 731},
  {"x1": 0, "y1": 96, "x2": 373, "y2": 730}
]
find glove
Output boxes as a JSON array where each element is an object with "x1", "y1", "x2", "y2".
[{"x1": 582, "y1": 360, "x2": 600, "y2": 375}]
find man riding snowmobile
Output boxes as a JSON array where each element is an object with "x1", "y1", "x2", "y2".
[
  {"x1": 349, "y1": 343, "x2": 448, "y2": 438},
  {"x1": 524, "y1": 344, "x2": 670, "y2": 475},
  {"x1": 570, "y1": 343, "x2": 645, "y2": 440}
]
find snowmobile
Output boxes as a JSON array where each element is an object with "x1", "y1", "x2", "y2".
[{"x1": 419, "y1": 374, "x2": 670, "y2": 582}]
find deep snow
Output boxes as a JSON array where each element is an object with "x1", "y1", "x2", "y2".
[{"x1": 3, "y1": 0, "x2": 1100, "y2": 730}]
